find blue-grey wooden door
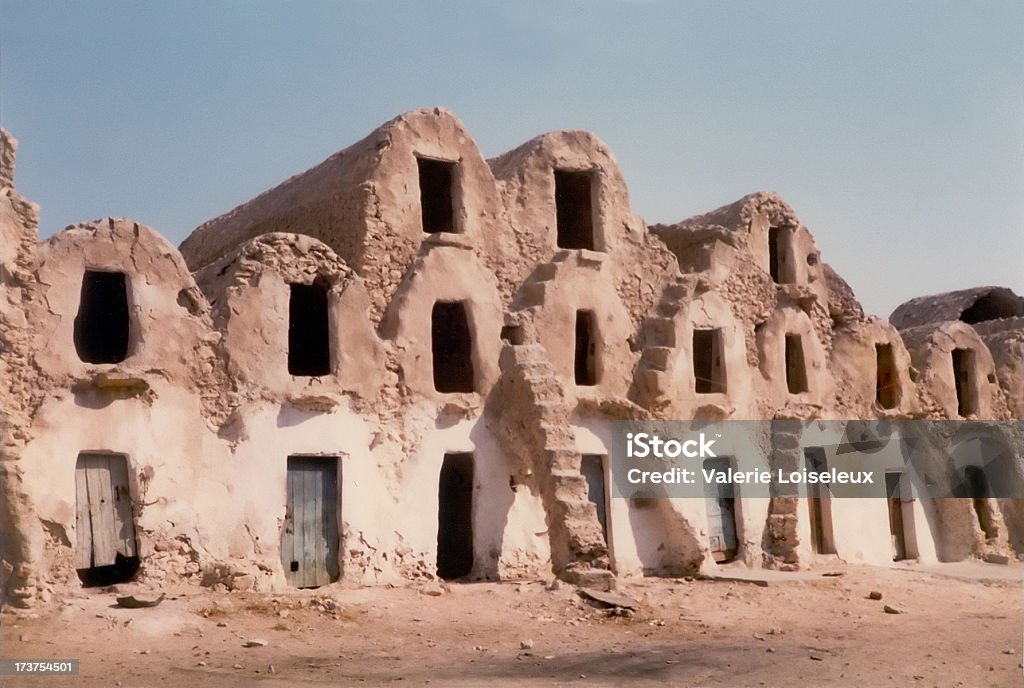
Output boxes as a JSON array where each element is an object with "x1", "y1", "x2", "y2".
[
  {"x1": 282, "y1": 457, "x2": 339, "y2": 588},
  {"x1": 703, "y1": 457, "x2": 738, "y2": 561}
]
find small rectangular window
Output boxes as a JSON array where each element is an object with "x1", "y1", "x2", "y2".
[
  {"x1": 288, "y1": 282, "x2": 331, "y2": 376},
  {"x1": 693, "y1": 328, "x2": 726, "y2": 394},
  {"x1": 875, "y1": 343, "x2": 899, "y2": 409},
  {"x1": 418, "y1": 157, "x2": 457, "y2": 234},
  {"x1": 555, "y1": 170, "x2": 595, "y2": 250},
  {"x1": 74, "y1": 270, "x2": 130, "y2": 364},
  {"x1": 574, "y1": 310, "x2": 598, "y2": 386},
  {"x1": 432, "y1": 302, "x2": 475, "y2": 393},
  {"x1": 785, "y1": 334, "x2": 809, "y2": 394},
  {"x1": 768, "y1": 226, "x2": 794, "y2": 284},
  {"x1": 952, "y1": 348, "x2": 976, "y2": 416}
]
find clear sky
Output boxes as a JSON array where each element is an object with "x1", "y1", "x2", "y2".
[{"x1": 2, "y1": 1, "x2": 1021, "y2": 318}]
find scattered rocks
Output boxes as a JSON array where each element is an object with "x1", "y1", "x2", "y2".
[
  {"x1": 420, "y1": 583, "x2": 446, "y2": 597},
  {"x1": 243, "y1": 639, "x2": 268, "y2": 648},
  {"x1": 883, "y1": 604, "x2": 905, "y2": 615},
  {"x1": 520, "y1": 639, "x2": 534, "y2": 650},
  {"x1": 868, "y1": 591, "x2": 883, "y2": 600},
  {"x1": 984, "y1": 552, "x2": 1010, "y2": 565}
]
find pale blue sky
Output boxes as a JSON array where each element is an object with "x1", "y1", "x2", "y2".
[{"x1": 2, "y1": 1, "x2": 1021, "y2": 317}]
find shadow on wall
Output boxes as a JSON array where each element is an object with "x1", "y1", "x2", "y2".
[{"x1": 626, "y1": 489, "x2": 705, "y2": 576}]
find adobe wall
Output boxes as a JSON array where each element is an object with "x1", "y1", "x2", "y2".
[{"x1": 2, "y1": 112, "x2": 1021, "y2": 610}]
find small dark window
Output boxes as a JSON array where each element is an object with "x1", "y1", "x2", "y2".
[
  {"x1": 693, "y1": 329, "x2": 726, "y2": 394},
  {"x1": 952, "y1": 348, "x2": 976, "y2": 416},
  {"x1": 418, "y1": 157, "x2": 457, "y2": 234},
  {"x1": 74, "y1": 270, "x2": 130, "y2": 364},
  {"x1": 785, "y1": 334, "x2": 809, "y2": 394},
  {"x1": 768, "y1": 226, "x2": 794, "y2": 284},
  {"x1": 875, "y1": 343, "x2": 899, "y2": 409},
  {"x1": 437, "y1": 452, "x2": 474, "y2": 580},
  {"x1": 574, "y1": 310, "x2": 598, "y2": 386},
  {"x1": 500, "y1": 325, "x2": 524, "y2": 345},
  {"x1": 432, "y1": 302, "x2": 475, "y2": 393},
  {"x1": 288, "y1": 281, "x2": 331, "y2": 376},
  {"x1": 555, "y1": 170, "x2": 595, "y2": 250}
]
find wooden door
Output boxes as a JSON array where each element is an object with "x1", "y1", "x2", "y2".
[
  {"x1": 703, "y1": 457, "x2": 738, "y2": 561},
  {"x1": 75, "y1": 453, "x2": 137, "y2": 570},
  {"x1": 281, "y1": 457, "x2": 340, "y2": 588},
  {"x1": 886, "y1": 472, "x2": 907, "y2": 561},
  {"x1": 805, "y1": 448, "x2": 834, "y2": 554}
]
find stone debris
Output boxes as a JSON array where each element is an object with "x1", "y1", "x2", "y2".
[
  {"x1": 883, "y1": 604, "x2": 905, "y2": 615},
  {"x1": 578, "y1": 589, "x2": 640, "y2": 610},
  {"x1": 867, "y1": 591, "x2": 883, "y2": 600}
]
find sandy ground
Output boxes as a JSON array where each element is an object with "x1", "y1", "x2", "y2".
[{"x1": 1, "y1": 563, "x2": 1022, "y2": 688}]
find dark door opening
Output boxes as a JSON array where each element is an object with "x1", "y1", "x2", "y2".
[
  {"x1": 281, "y1": 456, "x2": 340, "y2": 588},
  {"x1": 555, "y1": 170, "x2": 595, "y2": 250},
  {"x1": 74, "y1": 270, "x2": 130, "y2": 364},
  {"x1": 804, "y1": 448, "x2": 835, "y2": 554},
  {"x1": 574, "y1": 310, "x2": 598, "y2": 386},
  {"x1": 288, "y1": 281, "x2": 331, "y2": 376},
  {"x1": 785, "y1": 334, "x2": 809, "y2": 394},
  {"x1": 875, "y1": 343, "x2": 900, "y2": 409},
  {"x1": 75, "y1": 453, "x2": 139, "y2": 586},
  {"x1": 703, "y1": 457, "x2": 738, "y2": 563},
  {"x1": 964, "y1": 466, "x2": 998, "y2": 539},
  {"x1": 885, "y1": 472, "x2": 908, "y2": 561},
  {"x1": 693, "y1": 328, "x2": 726, "y2": 394},
  {"x1": 581, "y1": 454, "x2": 608, "y2": 544},
  {"x1": 952, "y1": 348, "x2": 976, "y2": 416},
  {"x1": 418, "y1": 157, "x2": 457, "y2": 234},
  {"x1": 432, "y1": 302, "x2": 475, "y2": 393},
  {"x1": 437, "y1": 452, "x2": 474, "y2": 580}
]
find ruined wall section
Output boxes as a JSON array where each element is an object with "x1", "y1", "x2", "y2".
[
  {"x1": 194, "y1": 232, "x2": 386, "y2": 416},
  {"x1": 0, "y1": 128, "x2": 46, "y2": 607},
  {"x1": 486, "y1": 344, "x2": 611, "y2": 585},
  {"x1": 13, "y1": 219, "x2": 236, "y2": 598},
  {"x1": 973, "y1": 317, "x2": 1024, "y2": 420},
  {"x1": 490, "y1": 130, "x2": 677, "y2": 334},
  {"x1": 184, "y1": 109, "x2": 513, "y2": 325},
  {"x1": 891, "y1": 287, "x2": 1024, "y2": 330},
  {"x1": 828, "y1": 317, "x2": 920, "y2": 419},
  {"x1": 647, "y1": 192, "x2": 864, "y2": 422},
  {"x1": 897, "y1": 322, "x2": 1008, "y2": 420}
]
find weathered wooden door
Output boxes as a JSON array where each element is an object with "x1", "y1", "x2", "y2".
[
  {"x1": 886, "y1": 471, "x2": 907, "y2": 561},
  {"x1": 703, "y1": 457, "x2": 738, "y2": 561},
  {"x1": 282, "y1": 457, "x2": 340, "y2": 588},
  {"x1": 804, "y1": 448, "x2": 835, "y2": 554},
  {"x1": 75, "y1": 453, "x2": 137, "y2": 570}
]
